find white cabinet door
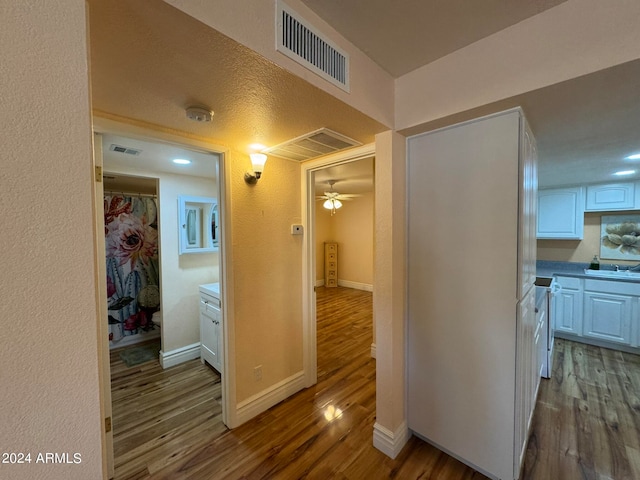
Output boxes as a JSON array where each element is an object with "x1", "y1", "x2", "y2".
[
  {"x1": 515, "y1": 289, "x2": 537, "y2": 470},
  {"x1": 200, "y1": 296, "x2": 221, "y2": 371},
  {"x1": 583, "y1": 292, "x2": 632, "y2": 345},
  {"x1": 519, "y1": 121, "x2": 537, "y2": 296},
  {"x1": 585, "y1": 182, "x2": 635, "y2": 211},
  {"x1": 535, "y1": 299, "x2": 547, "y2": 379},
  {"x1": 537, "y1": 187, "x2": 584, "y2": 239},
  {"x1": 554, "y1": 286, "x2": 583, "y2": 335}
]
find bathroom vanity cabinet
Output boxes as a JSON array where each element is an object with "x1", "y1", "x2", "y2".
[{"x1": 199, "y1": 284, "x2": 222, "y2": 372}]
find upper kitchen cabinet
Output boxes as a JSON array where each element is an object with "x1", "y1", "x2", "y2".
[
  {"x1": 537, "y1": 187, "x2": 584, "y2": 240},
  {"x1": 585, "y1": 182, "x2": 637, "y2": 211}
]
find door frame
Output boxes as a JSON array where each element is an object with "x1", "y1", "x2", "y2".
[
  {"x1": 92, "y1": 117, "x2": 237, "y2": 475},
  {"x1": 300, "y1": 143, "x2": 375, "y2": 387}
]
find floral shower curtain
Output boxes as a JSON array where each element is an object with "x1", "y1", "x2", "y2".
[{"x1": 104, "y1": 195, "x2": 160, "y2": 343}]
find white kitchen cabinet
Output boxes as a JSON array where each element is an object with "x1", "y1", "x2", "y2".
[
  {"x1": 535, "y1": 296, "x2": 547, "y2": 379},
  {"x1": 583, "y1": 291, "x2": 632, "y2": 345},
  {"x1": 554, "y1": 276, "x2": 583, "y2": 336},
  {"x1": 407, "y1": 108, "x2": 537, "y2": 480},
  {"x1": 200, "y1": 290, "x2": 222, "y2": 372},
  {"x1": 585, "y1": 182, "x2": 636, "y2": 211},
  {"x1": 583, "y1": 278, "x2": 639, "y2": 347},
  {"x1": 537, "y1": 187, "x2": 584, "y2": 239}
]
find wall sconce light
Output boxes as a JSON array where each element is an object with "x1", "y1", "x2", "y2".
[{"x1": 244, "y1": 153, "x2": 268, "y2": 184}]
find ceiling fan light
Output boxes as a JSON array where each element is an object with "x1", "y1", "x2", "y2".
[
  {"x1": 333, "y1": 199, "x2": 342, "y2": 209},
  {"x1": 323, "y1": 199, "x2": 333, "y2": 209}
]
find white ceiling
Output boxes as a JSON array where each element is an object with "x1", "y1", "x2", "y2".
[
  {"x1": 88, "y1": 0, "x2": 640, "y2": 191},
  {"x1": 313, "y1": 157, "x2": 374, "y2": 196},
  {"x1": 300, "y1": 0, "x2": 568, "y2": 77},
  {"x1": 102, "y1": 134, "x2": 219, "y2": 193}
]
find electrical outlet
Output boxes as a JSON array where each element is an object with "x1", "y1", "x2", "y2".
[
  {"x1": 254, "y1": 365, "x2": 263, "y2": 382},
  {"x1": 291, "y1": 224, "x2": 303, "y2": 235}
]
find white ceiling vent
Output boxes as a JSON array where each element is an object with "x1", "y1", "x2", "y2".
[
  {"x1": 264, "y1": 128, "x2": 361, "y2": 161},
  {"x1": 276, "y1": 0, "x2": 350, "y2": 92},
  {"x1": 109, "y1": 144, "x2": 141, "y2": 156}
]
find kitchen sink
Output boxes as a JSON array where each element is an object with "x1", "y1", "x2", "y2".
[{"x1": 584, "y1": 269, "x2": 640, "y2": 278}]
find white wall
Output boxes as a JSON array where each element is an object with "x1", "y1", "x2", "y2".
[
  {"x1": 0, "y1": 2, "x2": 103, "y2": 478},
  {"x1": 104, "y1": 163, "x2": 219, "y2": 353}
]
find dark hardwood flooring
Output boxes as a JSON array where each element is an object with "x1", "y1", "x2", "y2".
[{"x1": 111, "y1": 287, "x2": 640, "y2": 479}]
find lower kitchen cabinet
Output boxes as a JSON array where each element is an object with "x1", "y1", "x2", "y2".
[
  {"x1": 554, "y1": 275, "x2": 640, "y2": 350},
  {"x1": 583, "y1": 291, "x2": 632, "y2": 344},
  {"x1": 554, "y1": 276, "x2": 583, "y2": 336}
]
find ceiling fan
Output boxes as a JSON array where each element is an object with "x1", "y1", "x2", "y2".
[{"x1": 316, "y1": 180, "x2": 360, "y2": 215}]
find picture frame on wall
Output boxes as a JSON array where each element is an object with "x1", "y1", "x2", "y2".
[{"x1": 600, "y1": 214, "x2": 640, "y2": 260}]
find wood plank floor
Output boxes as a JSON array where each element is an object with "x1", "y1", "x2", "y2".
[
  {"x1": 111, "y1": 287, "x2": 640, "y2": 479},
  {"x1": 522, "y1": 338, "x2": 640, "y2": 480}
]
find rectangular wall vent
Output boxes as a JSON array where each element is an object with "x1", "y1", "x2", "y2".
[
  {"x1": 109, "y1": 144, "x2": 141, "y2": 156},
  {"x1": 264, "y1": 128, "x2": 361, "y2": 162},
  {"x1": 276, "y1": 0, "x2": 350, "y2": 92}
]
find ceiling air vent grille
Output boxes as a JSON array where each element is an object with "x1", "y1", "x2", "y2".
[
  {"x1": 264, "y1": 128, "x2": 361, "y2": 162},
  {"x1": 276, "y1": 0, "x2": 350, "y2": 92},
  {"x1": 109, "y1": 144, "x2": 141, "y2": 156}
]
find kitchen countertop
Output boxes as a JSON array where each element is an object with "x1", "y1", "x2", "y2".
[{"x1": 537, "y1": 260, "x2": 640, "y2": 283}]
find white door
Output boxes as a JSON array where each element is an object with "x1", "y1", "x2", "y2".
[{"x1": 93, "y1": 133, "x2": 115, "y2": 478}]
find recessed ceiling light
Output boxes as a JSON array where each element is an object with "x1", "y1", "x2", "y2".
[
  {"x1": 173, "y1": 158, "x2": 191, "y2": 165},
  {"x1": 625, "y1": 153, "x2": 640, "y2": 160},
  {"x1": 613, "y1": 169, "x2": 636, "y2": 176}
]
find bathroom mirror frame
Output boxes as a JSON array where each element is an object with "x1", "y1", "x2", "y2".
[{"x1": 178, "y1": 195, "x2": 218, "y2": 254}]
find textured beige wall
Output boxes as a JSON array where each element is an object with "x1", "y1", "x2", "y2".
[
  {"x1": 164, "y1": 0, "x2": 394, "y2": 128},
  {"x1": 396, "y1": 0, "x2": 640, "y2": 131},
  {"x1": 538, "y1": 210, "x2": 640, "y2": 267},
  {"x1": 314, "y1": 193, "x2": 374, "y2": 286},
  {"x1": 332, "y1": 192, "x2": 374, "y2": 286},
  {"x1": 315, "y1": 202, "x2": 333, "y2": 283},
  {"x1": 374, "y1": 131, "x2": 407, "y2": 436},
  {"x1": 0, "y1": 2, "x2": 103, "y2": 478},
  {"x1": 228, "y1": 151, "x2": 304, "y2": 403}
]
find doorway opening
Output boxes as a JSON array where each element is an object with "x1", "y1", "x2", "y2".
[
  {"x1": 94, "y1": 129, "x2": 228, "y2": 476},
  {"x1": 302, "y1": 145, "x2": 376, "y2": 388}
]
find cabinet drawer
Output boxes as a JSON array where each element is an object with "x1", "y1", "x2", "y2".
[
  {"x1": 556, "y1": 276, "x2": 582, "y2": 290},
  {"x1": 584, "y1": 279, "x2": 640, "y2": 296}
]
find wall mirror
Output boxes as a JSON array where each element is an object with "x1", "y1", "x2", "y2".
[{"x1": 178, "y1": 195, "x2": 218, "y2": 254}]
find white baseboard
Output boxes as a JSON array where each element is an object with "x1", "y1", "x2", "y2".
[
  {"x1": 373, "y1": 421, "x2": 410, "y2": 459},
  {"x1": 235, "y1": 371, "x2": 306, "y2": 426},
  {"x1": 370, "y1": 343, "x2": 376, "y2": 359},
  {"x1": 159, "y1": 342, "x2": 201, "y2": 369},
  {"x1": 315, "y1": 279, "x2": 325, "y2": 287},
  {"x1": 337, "y1": 279, "x2": 373, "y2": 292}
]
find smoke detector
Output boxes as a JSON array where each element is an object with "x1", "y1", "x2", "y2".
[{"x1": 186, "y1": 106, "x2": 214, "y2": 123}]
